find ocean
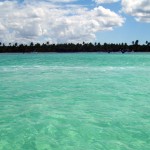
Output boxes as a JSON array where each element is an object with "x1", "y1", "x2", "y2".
[{"x1": 0, "y1": 53, "x2": 150, "y2": 150}]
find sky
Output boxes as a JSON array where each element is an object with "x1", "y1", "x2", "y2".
[{"x1": 0, "y1": 0, "x2": 149, "y2": 44}]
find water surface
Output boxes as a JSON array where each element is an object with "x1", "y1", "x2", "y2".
[{"x1": 0, "y1": 53, "x2": 150, "y2": 150}]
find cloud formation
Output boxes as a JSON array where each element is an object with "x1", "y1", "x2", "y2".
[
  {"x1": 122, "y1": 0, "x2": 150, "y2": 23},
  {"x1": 95, "y1": 0, "x2": 120, "y2": 4},
  {"x1": 0, "y1": 0, "x2": 124, "y2": 44}
]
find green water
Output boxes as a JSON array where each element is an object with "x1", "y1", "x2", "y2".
[{"x1": 0, "y1": 53, "x2": 150, "y2": 150}]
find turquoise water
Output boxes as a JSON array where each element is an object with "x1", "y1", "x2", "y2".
[{"x1": 0, "y1": 53, "x2": 150, "y2": 150}]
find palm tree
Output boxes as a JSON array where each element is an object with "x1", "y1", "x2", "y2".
[
  {"x1": 134, "y1": 40, "x2": 139, "y2": 52},
  {"x1": 14, "y1": 43, "x2": 18, "y2": 47},
  {"x1": 132, "y1": 41, "x2": 134, "y2": 45},
  {"x1": 30, "y1": 42, "x2": 34, "y2": 46},
  {"x1": 135, "y1": 40, "x2": 139, "y2": 45},
  {"x1": 46, "y1": 41, "x2": 49, "y2": 45}
]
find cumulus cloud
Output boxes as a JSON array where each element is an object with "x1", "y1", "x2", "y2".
[
  {"x1": 0, "y1": 0, "x2": 124, "y2": 43},
  {"x1": 24, "y1": 0, "x2": 77, "y2": 3},
  {"x1": 122, "y1": 0, "x2": 150, "y2": 23},
  {"x1": 95, "y1": 0, "x2": 120, "y2": 4}
]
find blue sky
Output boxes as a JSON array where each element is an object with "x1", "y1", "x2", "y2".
[
  {"x1": 0, "y1": 0, "x2": 149, "y2": 44},
  {"x1": 96, "y1": 15, "x2": 150, "y2": 44},
  {"x1": 95, "y1": 2, "x2": 150, "y2": 44}
]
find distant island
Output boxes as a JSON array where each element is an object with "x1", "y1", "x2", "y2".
[{"x1": 0, "y1": 40, "x2": 150, "y2": 53}]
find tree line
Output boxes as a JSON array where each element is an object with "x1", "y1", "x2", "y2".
[{"x1": 0, "y1": 40, "x2": 150, "y2": 53}]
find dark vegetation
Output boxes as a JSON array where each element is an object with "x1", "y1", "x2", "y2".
[{"x1": 0, "y1": 40, "x2": 150, "y2": 53}]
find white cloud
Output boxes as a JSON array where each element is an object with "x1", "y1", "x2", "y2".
[
  {"x1": 0, "y1": 0, "x2": 124, "y2": 44},
  {"x1": 122, "y1": 0, "x2": 150, "y2": 23},
  {"x1": 24, "y1": 0, "x2": 76, "y2": 3},
  {"x1": 46, "y1": 0, "x2": 76, "y2": 2},
  {"x1": 95, "y1": 0, "x2": 120, "y2": 4}
]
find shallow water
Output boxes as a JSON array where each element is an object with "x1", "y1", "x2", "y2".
[{"x1": 0, "y1": 53, "x2": 150, "y2": 150}]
